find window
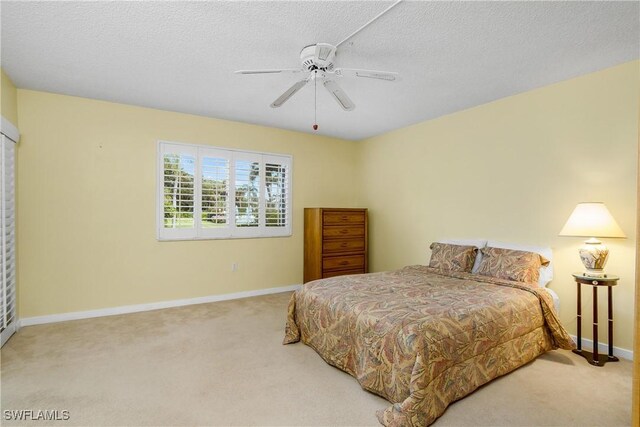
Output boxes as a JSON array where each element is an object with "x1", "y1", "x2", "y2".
[{"x1": 158, "y1": 141, "x2": 292, "y2": 240}]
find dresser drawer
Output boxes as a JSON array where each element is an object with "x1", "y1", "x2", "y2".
[
  {"x1": 323, "y1": 255, "x2": 365, "y2": 271},
  {"x1": 322, "y1": 226, "x2": 365, "y2": 239},
  {"x1": 323, "y1": 269, "x2": 364, "y2": 278},
  {"x1": 323, "y1": 211, "x2": 366, "y2": 225},
  {"x1": 323, "y1": 239, "x2": 365, "y2": 254}
]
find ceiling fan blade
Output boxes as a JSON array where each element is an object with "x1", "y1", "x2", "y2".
[
  {"x1": 323, "y1": 79, "x2": 355, "y2": 111},
  {"x1": 270, "y1": 79, "x2": 309, "y2": 108},
  {"x1": 333, "y1": 68, "x2": 399, "y2": 82},
  {"x1": 235, "y1": 68, "x2": 302, "y2": 75}
]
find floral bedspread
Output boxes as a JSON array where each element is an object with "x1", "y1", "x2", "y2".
[{"x1": 283, "y1": 266, "x2": 574, "y2": 426}]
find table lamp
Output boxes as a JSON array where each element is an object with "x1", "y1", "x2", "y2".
[{"x1": 559, "y1": 202, "x2": 626, "y2": 277}]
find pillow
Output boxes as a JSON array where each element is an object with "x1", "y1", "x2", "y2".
[
  {"x1": 438, "y1": 239, "x2": 487, "y2": 273},
  {"x1": 487, "y1": 240, "x2": 553, "y2": 287},
  {"x1": 477, "y1": 247, "x2": 550, "y2": 284},
  {"x1": 429, "y1": 242, "x2": 478, "y2": 273}
]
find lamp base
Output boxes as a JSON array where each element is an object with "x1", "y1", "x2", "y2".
[
  {"x1": 582, "y1": 269, "x2": 606, "y2": 278},
  {"x1": 578, "y1": 238, "x2": 609, "y2": 277}
]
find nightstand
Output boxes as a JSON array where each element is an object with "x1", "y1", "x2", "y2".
[{"x1": 572, "y1": 273, "x2": 620, "y2": 367}]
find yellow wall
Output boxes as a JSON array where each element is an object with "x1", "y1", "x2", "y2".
[
  {"x1": 16, "y1": 90, "x2": 359, "y2": 317},
  {"x1": 356, "y1": 61, "x2": 639, "y2": 350},
  {"x1": 15, "y1": 61, "x2": 639, "y2": 352},
  {"x1": 1, "y1": 68, "x2": 18, "y2": 126}
]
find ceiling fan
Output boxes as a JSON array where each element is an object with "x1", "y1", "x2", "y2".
[{"x1": 235, "y1": 1, "x2": 403, "y2": 117}]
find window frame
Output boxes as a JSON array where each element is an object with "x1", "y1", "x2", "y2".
[{"x1": 157, "y1": 140, "x2": 292, "y2": 241}]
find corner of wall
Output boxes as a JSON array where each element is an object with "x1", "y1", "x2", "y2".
[{"x1": 0, "y1": 68, "x2": 19, "y2": 127}]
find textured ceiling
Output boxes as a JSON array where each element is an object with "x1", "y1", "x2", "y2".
[{"x1": 1, "y1": 1, "x2": 638, "y2": 141}]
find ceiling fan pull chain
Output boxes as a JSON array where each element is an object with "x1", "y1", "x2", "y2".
[{"x1": 313, "y1": 71, "x2": 318, "y2": 131}]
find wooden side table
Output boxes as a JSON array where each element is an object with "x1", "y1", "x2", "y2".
[{"x1": 572, "y1": 273, "x2": 620, "y2": 367}]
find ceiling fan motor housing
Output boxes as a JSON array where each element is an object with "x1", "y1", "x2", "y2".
[{"x1": 300, "y1": 43, "x2": 336, "y2": 71}]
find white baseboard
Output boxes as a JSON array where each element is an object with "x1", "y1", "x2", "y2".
[
  {"x1": 18, "y1": 284, "x2": 301, "y2": 327},
  {"x1": 569, "y1": 334, "x2": 633, "y2": 361}
]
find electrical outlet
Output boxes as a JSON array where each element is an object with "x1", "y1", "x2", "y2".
[{"x1": 231, "y1": 263, "x2": 239, "y2": 272}]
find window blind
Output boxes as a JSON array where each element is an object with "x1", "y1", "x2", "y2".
[
  {"x1": 0, "y1": 134, "x2": 16, "y2": 347},
  {"x1": 264, "y1": 158, "x2": 289, "y2": 228},
  {"x1": 234, "y1": 158, "x2": 261, "y2": 228},
  {"x1": 201, "y1": 155, "x2": 229, "y2": 229}
]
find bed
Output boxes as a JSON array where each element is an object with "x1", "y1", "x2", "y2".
[{"x1": 283, "y1": 243, "x2": 575, "y2": 426}]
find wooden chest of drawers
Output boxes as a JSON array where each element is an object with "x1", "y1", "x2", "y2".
[{"x1": 303, "y1": 208, "x2": 368, "y2": 283}]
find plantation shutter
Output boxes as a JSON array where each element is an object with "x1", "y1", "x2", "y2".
[
  {"x1": 199, "y1": 148, "x2": 231, "y2": 239},
  {"x1": 0, "y1": 134, "x2": 17, "y2": 347},
  {"x1": 158, "y1": 143, "x2": 198, "y2": 240},
  {"x1": 232, "y1": 152, "x2": 262, "y2": 238},
  {"x1": 263, "y1": 154, "x2": 291, "y2": 236}
]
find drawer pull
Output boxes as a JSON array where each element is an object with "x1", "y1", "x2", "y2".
[
  {"x1": 340, "y1": 229, "x2": 348, "y2": 234},
  {"x1": 339, "y1": 261, "x2": 349, "y2": 266},
  {"x1": 340, "y1": 242, "x2": 348, "y2": 247},
  {"x1": 341, "y1": 216, "x2": 349, "y2": 220}
]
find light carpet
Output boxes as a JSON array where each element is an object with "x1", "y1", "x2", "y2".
[{"x1": 1, "y1": 292, "x2": 632, "y2": 426}]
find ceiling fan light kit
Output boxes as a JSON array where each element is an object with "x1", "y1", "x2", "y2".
[{"x1": 235, "y1": 0, "x2": 403, "y2": 129}]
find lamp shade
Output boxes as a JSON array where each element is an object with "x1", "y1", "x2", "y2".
[{"x1": 559, "y1": 202, "x2": 626, "y2": 238}]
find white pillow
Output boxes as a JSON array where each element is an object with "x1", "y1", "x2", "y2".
[
  {"x1": 438, "y1": 239, "x2": 488, "y2": 273},
  {"x1": 486, "y1": 240, "x2": 553, "y2": 287}
]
